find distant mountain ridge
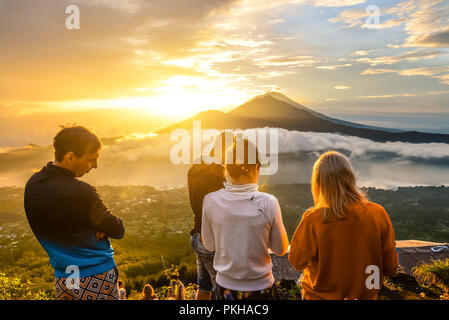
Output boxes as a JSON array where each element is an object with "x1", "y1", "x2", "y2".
[
  {"x1": 263, "y1": 92, "x2": 403, "y2": 133},
  {"x1": 157, "y1": 92, "x2": 449, "y2": 144}
]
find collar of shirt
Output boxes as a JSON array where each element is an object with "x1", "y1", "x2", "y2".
[
  {"x1": 45, "y1": 161, "x2": 76, "y2": 178},
  {"x1": 223, "y1": 181, "x2": 258, "y2": 194}
]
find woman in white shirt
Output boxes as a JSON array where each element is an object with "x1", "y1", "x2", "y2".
[{"x1": 201, "y1": 137, "x2": 289, "y2": 300}]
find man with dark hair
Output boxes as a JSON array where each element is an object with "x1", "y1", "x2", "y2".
[
  {"x1": 188, "y1": 132, "x2": 229, "y2": 300},
  {"x1": 24, "y1": 126, "x2": 125, "y2": 300}
]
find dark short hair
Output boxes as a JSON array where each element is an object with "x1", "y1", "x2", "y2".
[
  {"x1": 209, "y1": 131, "x2": 233, "y2": 165},
  {"x1": 53, "y1": 126, "x2": 102, "y2": 162},
  {"x1": 225, "y1": 136, "x2": 260, "y2": 178}
]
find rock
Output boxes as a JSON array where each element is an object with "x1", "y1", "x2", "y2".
[{"x1": 270, "y1": 251, "x2": 302, "y2": 283}]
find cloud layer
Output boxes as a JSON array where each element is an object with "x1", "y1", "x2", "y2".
[
  {"x1": 1, "y1": 128, "x2": 449, "y2": 188},
  {"x1": 276, "y1": 129, "x2": 449, "y2": 159}
]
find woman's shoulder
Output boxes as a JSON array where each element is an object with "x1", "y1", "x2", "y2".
[
  {"x1": 254, "y1": 191, "x2": 277, "y2": 202},
  {"x1": 203, "y1": 189, "x2": 222, "y2": 202},
  {"x1": 356, "y1": 201, "x2": 391, "y2": 222},
  {"x1": 301, "y1": 206, "x2": 323, "y2": 221},
  {"x1": 359, "y1": 200, "x2": 386, "y2": 213},
  {"x1": 253, "y1": 191, "x2": 281, "y2": 211}
]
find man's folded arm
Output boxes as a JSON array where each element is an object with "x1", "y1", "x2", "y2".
[{"x1": 83, "y1": 184, "x2": 125, "y2": 239}]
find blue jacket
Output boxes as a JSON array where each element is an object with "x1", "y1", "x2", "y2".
[{"x1": 24, "y1": 162, "x2": 125, "y2": 278}]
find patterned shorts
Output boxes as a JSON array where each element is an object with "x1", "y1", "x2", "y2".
[
  {"x1": 216, "y1": 283, "x2": 280, "y2": 300},
  {"x1": 54, "y1": 267, "x2": 120, "y2": 300}
]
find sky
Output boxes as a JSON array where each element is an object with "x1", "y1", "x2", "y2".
[{"x1": 0, "y1": 0, "x2": 449, "y2": 147}]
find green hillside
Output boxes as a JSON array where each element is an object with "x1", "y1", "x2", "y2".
[{"x1": 0, "y1": 184, "x2": 449, "y2": 300}]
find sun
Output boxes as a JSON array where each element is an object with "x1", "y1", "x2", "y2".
[
  {"x1": 116, "y1": 78, "x2": 256, "y2": 119},
  {"x1": 39, "y1": 76, "x2": 259, "y2": 121}
]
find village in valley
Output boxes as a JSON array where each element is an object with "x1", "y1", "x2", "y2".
[{"x1": 1, "y1": 184, "x2": 449, "y2": 299}]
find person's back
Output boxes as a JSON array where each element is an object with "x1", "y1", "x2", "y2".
[
  {"x1": 188, "y1": 162, "x2": 225, "y2": 236},
  {"x1": 25, "y1": 164, "x2": 124, "y2": 276},
  {"x1": 289, "y1": 151, "x2": 398, "y2": 300},
  {"x1": 203, "y1": 186, "x2": 288, "y2": 291},
  {"x1": 289, "y1": 201, "x2": 398, "y2": 300},
  {"x1": 202, "y1": 137, "x2": 289, "y2": 298},
  {"x1": 188, "y1": 132, "x2": 227, "y2": 300},
  {"x1": 24, "y1": 126, "x2": 125, "y2": 300}
]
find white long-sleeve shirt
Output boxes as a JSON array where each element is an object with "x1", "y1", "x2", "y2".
[{"x1": 201, "y1": 182, "x2": 289, "y2": 291}]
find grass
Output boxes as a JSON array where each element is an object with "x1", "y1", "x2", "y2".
[
  {"x1": 379, "y1": 271, "x2": 441, "y2": 300},
  {"x1": 412, "y1": 258, "x2": 449, "y2": 299}
]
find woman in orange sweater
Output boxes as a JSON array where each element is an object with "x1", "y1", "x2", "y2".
[{"x1": 289, "y1": 151, "x2": 399, "y2": 300}]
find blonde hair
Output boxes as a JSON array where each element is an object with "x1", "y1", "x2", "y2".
[{"x1": 311, "y1": 151, "x2": 366, "y2": 222}]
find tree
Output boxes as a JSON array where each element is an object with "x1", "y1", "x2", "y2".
[{"x1": 0, "y1": 273, "x2": 52, "y2": 300}]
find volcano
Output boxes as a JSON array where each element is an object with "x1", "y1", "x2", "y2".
[{"x1": 157, "y1": 92, "x2": 449, "y2": 144}]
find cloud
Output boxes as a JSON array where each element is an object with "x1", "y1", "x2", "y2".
[
  {"x1": 354, "y1": 50, "x2": 446, "y2": 66},
  {"x1": 363, "y1": 18, "x2": 405, "y2": 30},
  {"x1": 221, "y1": 0, "x2": 365, "y2": 17},
  {"x1": 398, "y1": 0, "x2": 449, "y2": 48},
  {"x1": 428, "y1": 90, "x2": 449, "y2": 95},
  {"x1": 0, "y1": 0, "x2": 447, "y2": 128},
  {"x1": 435, "y1": 74, "x2": 449, "y2": 85},
  {"x1": 357, "y1": 93, "x2": 417, "y2": 99},
  {"x1": 361, "y1": 66, "x2": 449, "y2": 86},
  {"x1": 397, "y1": 68, "x2": 442, "y2": 76},
  {"x1": 267, "y1": 18, "x2": 285, "y2": 24},
  {"x1": 334, "y1": 85, "x2": 350, "y2": 90},
  {"x1": 360, "y1": 68, "x2": 396, "y2": 75},
  {"x1": 386, "y1": 0, "x2": 416, "y2": 16},
  {"x1": 316, "y1": 64, "x2": 352, "y2": 70},
  {"x1": 254, "y1": 55, "x2": 320, "y2": 67},
  {"x1": 329, "y1": 9, "x2": 403, "y2": 30},
  {"x1": 350, "y1": 50, "x2": 376, "y2": 56},
  {"x1": 4, "y1": 0, "x2": 346, "y2": 109},
  {"x1": 276, "y1": 129, "x2": 449, "y2": 159},
  {"x1": 410, "y1": 29, "x2": 449, "y2": 47},
  {"x1": 255, "y1": 70, "x2": 296, "y2": 79},
  {"x1": 328, "y1": 8, "x2": 367, "y2": 28},
  {"x1": 1, "y1": 127, "x2": 449, "y2": 187},
  {"x1": 330, "y1": 0, "x2": 449, "y2": 49},
  {"x1": 0, "y1": 0, "x2": 239, "y2": 102},
  {"x1": 7, "y1": 127, "x2": 449, "y2": 166},
  {"x1": 87, "y1": 0, "x2": 144, "y2": 14},
  {"x1": 314, "y1": 0, "x2": 365, "y2": 7}
]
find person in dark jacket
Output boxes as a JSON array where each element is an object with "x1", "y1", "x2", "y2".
[
  {"x1": 188, "y1": 132, "x2": 229, "y2": 300},
  {"x1": 24, "y1": 126, "x2": 125, "y2": 300}
]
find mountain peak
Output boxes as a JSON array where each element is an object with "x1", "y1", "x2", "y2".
[
  {"x1": 194, "y1": 109, "x2": 225, "y2": 117},
  {"x1": 265, "y1": 91, "x2": 290, "y2": 100},
  {"x1": 247, "y1": 91, "x2": 291, "y2": 103},
  {"x1": 156, "y1": 92, "x2": 449, "y2": 143}
]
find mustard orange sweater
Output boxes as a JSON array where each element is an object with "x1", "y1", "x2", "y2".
[{"x1": 289, "y1": 201, "x2": 399, "y2": 300}]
